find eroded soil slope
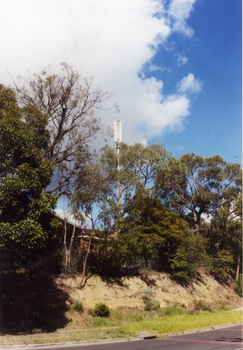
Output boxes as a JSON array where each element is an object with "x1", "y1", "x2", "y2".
[{"x1": 57, "y1": 271, "x2": 242, "y2": 310}]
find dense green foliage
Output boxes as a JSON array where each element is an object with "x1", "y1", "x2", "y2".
[
  {"x1": 0, "y1": 85, "x2": 60, "y2": 270},
  {"x1": 72, "y1": 144, "x2": 241, "y2": 283},
  {"x1": 206, "y1": 204, "x2": 242, "y2": 282},
  {"x1": 93, "y1": 303, "x2": 110, "y2": 317},
  {"x1": 168, "y1": 226, "x2": 207, "y2": 283},
  {"x1": 155, "y1": 153, "x2": 241, "y2": 234}
]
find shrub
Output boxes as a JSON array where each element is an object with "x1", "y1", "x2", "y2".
[
  {"x1": 209, "y1": 250, "x2": 234, "y2": 282},
  {"x1": 142, "y1": 287, "x2": 160, "y2": 312},
  {"x1": 168, "y1": 230, "x2": 207, "y2": 284},
  {"x1": 144, "y1": 300, "x2": 160, "y2": 312},
  {"x1": 93, "y1": 303, "x2": 110, "y2": 317},
  {"x1": 70, "y1": 300, "x2": 83, "y2": 313}
]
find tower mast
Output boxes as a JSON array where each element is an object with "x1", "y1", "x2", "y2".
[{"x1": 114, "y1": 121, "x2": 122, "y2": 239}]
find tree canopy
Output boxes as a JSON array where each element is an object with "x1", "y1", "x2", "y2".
[
  {"x1": 207, "y1": 203, "x2": 242, "y2": 281},
  {"x1": 155, "y1": 153, "x2": 242, "y2": 234},
  {"x1": 72, "y1": 143, "x2": 168, "y2": 232},
  {"x1": 14, "y1": 63, "x2": 111, "y2": 196},
  {"x1": 0, "y1": 86, "x2": 59, "y2": 270}
]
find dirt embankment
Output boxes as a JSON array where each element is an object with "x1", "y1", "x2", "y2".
[{"x1": 56, "y1": 271, "x2": 242, "y2": 310}]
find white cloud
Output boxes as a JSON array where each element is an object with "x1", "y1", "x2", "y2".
[
  {"x1": 0, "y1": 0, "x2": 199, "y2": 145},
  {"x1": 167, "y1": 0, "x2": 196, "y2": 37},
  {"x1": 176, "y1": 54, "x2": 188, "y2": 67},
  {"x1": 177, "y1": 73, "x2": 203, "y2": 94}
]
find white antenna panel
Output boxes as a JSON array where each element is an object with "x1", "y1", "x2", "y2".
[{"x1": 114, "y1": 120, "x2": 122, "y2": 143}]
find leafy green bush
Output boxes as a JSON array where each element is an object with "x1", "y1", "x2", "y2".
[
  {"x1": 93, "y1": 303, "x2": 110, "y2": 317},
  {"x1": 168, "y1": 228, "x2": 207, "y2": 284},
  {"x1": 70, "y1": 300, "x2": 83, "y2": 313},
  {"x1": 209, "y1": 250, "x2": 234, "y2": 282}
]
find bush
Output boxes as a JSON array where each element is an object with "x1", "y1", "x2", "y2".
[
  {"x1": 209, "y1": 250, "x2": 234, "y2": 282},
  {"x1": 144, "y1": 300, "x2": 160, "y2": 312},
  {"x1": 168, "y1": 229, "x2": 207, "y2": 284},
  {"x1": 70, "y1": 300, "x2": 83, "y2": 313},
  {"x1": 93, "y1": 303, "x2": 110, "y2": 317},
  {"x1": 142, "y1": 287, "x2": 160, "y2": 312}
]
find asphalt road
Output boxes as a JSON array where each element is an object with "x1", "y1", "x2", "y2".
[{"x1": 5, "y1": 325, "x2": 243, "y2": 350}]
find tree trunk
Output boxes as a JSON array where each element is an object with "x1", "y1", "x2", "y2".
[
  {"x1": 193, "y1": 211, "x2": 201, "y2": 235},
  {"x1": 64, "y1": 218, "x2": 68, "y2": 274},
  {"x1": 235, "y1": 251, "x2": 241, "y2": 281},
  {"x1": 79, "y1": 230, "x2": 94, "y2": 288},
  {"x1": 68, "y1": 220, "x2": 76, "y2": 267}
]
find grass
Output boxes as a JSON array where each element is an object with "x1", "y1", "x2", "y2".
[
  {"x1": 120, "y1": 310, "x2": 242, "y2": 335},
  {"x1": 158, "y1": 306, "x2": 186, "y2": 317},
  {"x1": 0, "y1": 309, "x2": 241, "y2": 346},
  {"x1": 93, "y1": 317, "x2": 113, "y2": 328},
  {"x1": 0, "y1": 328, "x2": 133, "y2": 346}
]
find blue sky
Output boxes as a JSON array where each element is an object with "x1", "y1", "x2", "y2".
[
  {"x1": 0, "y1": 0, "x2": 241, "y2": 168},
  {"x1": 149, "y1": 0, "x2": 242, "y2": 163}
]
